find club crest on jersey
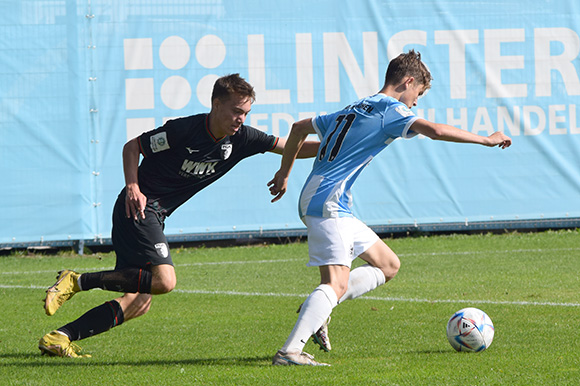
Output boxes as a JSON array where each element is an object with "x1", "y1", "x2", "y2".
[
  {"x1": 150, "y1": 132, "x2": 170, "y2": 153},
  {"x1": 221, "y1": 143, "x2": 232, "y2": 160},
  {"x1": 395, "y1": 105, "x2": 414, "y2": 118},
  {"x1": 154, "y1": 243, "x2": 169, "y2": 258}
]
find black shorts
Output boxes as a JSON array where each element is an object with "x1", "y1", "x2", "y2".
[{"x1": 111, "y1": 194, "x2": 174, "y2": 270}]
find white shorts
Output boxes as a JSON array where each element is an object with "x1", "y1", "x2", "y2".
[{"x1": 302, "y1": 215, "x2": 380, "y2": 268}]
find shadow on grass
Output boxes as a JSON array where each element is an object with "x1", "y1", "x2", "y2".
[
  {"x1": 0, "y1": 353, "x2": 273, "y2": 367},
  {"x1": 405, "y1": 349, "x2": 451, "y2": 355}
]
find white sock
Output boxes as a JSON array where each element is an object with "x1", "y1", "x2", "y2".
[
  {"x1": 281, "y1": 284, "x2": 337, "y2": 353},
  {"x1": 55, "y1": 330, "x2": 71, "y2": 339},
  {"x1": 338, "y1": 264, "x2": 386, "y2": 303}
]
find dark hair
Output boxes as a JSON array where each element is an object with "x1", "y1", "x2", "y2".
[
  {"x1": 384, "y1": 49, "x2": 432, "y2": 90},
  {"x1": 211, "y1": 73, "x2": 256, "y2": 103}
]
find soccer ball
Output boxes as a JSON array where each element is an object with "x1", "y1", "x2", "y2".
[{"x1": 446, "y1": 307, "x2": 494, "y2": 352}]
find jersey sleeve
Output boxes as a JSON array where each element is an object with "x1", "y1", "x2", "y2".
[
  {"x1": 382, "y1": 102, "x2": 420, "y2": 139},
  {"x1": 241, "y1": 126, "x2": 278, "y2": 155},
  {"x1": 312, "y1": 114, "x2": 335, "y2": 140},
  {"x1": 138, "y1": 118, "x2": 189, "y2": 158}
]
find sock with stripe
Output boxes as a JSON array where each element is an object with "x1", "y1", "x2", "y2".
[
  {"x1": 58, "y1": 300, "x2": 125, "y2": 341},
  {"x1": 79, "y1": 268, "x2": 152, "y2": 293}
]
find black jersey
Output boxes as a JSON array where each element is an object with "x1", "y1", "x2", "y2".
[{"x1": 131, "y1": 113, "x2": 277, "y2": 218}]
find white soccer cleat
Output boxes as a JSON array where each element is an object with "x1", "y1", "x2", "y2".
[
  {"x1": 272, "y1": 350, "x2": 330, "y2": 366},
  {"x1": 312, "y1": 316, "x2": 332, "y2": 352}
]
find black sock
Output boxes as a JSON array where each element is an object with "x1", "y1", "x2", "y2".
[
  {"x1": 79, "y1": 268, "x2": 152, "y2": 293},
  {"x1": 58, "y1": 300, "x2": 125, "y2": 341}
]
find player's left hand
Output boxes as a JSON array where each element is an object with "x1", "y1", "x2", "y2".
[{"x1": 268, "y1": 170, "x2": 289, "y2": 203}]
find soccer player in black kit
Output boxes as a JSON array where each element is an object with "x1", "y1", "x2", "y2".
[{"x1": 39, "y1": 74, "x2": 319, "y2": 358}]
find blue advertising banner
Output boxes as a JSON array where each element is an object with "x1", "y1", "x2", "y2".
[{"x1": 1, "y1": 0, "x2": 579, "y2": 246}]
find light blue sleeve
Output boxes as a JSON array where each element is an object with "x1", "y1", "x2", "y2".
[
  {"x1": 382, "y1": 102, "x2": 420, "y2": 139},
  {"x1": 312, "y1": 114, "x2": 335, "y2": 140}
]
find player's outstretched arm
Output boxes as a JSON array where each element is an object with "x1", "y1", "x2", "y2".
[
  {"x1": 268, "y1": 119, "x2": 316, "y2": 202},
  {"x1": 272, "y1": 137, "x2": 320, "y2": 158},
  {"x1": 410, "y1": 119, "x2": 512, "y2": 149},
  {"x1": 269, "y1": 130, "x2": 319, "y2": 159},
  {"x1": 123, "y1": 137, "x2": 147, "y2": 220}
]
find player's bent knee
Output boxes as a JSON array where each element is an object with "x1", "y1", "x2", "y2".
[
  {"x1": 151, "y1": 265, "x2": 177, "y2": 294},
  {"x1": 152, "y1": 278, "x2": 176, "y2": 294},
  {"x1": 382, "y1": 255, "x2": 401, "y2": 281}
]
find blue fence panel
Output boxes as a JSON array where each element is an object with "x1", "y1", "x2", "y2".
[{"x1": 1, "y1": 0, "x2": 579, "y2": 246}]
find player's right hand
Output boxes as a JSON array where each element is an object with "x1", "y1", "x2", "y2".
[
  {"x1": 268, "y1": 170, "x2": 289, "y2": 203},
  {"x1": 125, "y1": 184, "x2": 147, "y2": 220}
]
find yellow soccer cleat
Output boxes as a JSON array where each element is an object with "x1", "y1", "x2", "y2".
[
  {"x1": 38, "y1": 331, "x2": 91, "y2": 358},
  {"x1": 44, "y1": 270, "x2": 81, "y2": 316}
]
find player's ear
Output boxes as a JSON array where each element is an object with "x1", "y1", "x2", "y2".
[
  {"x1": 404, "y1": 76, "x2": 415, "y2": 88},
  {"x1": 210, "y1": 96, "x2": 223, "y2": 113}
]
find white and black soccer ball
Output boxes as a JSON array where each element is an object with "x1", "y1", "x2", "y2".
[{"x1": 446, "y1": 307, "x2": 494, "y2": 352}]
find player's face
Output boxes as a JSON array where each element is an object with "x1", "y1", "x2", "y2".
[
  {"x1": 399, "y1": 79, "x2": 426, "y2": 109},
  {"x1": 213, "y1": 94, "x2": 252, "y2": 137}
]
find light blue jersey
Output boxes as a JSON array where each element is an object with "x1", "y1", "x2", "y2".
[{"x1": 299, "y1": 94, "x2": 419, "y2": 218}]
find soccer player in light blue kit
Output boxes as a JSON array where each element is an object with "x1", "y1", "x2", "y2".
[{"x1": 268, "y1": 50, "x2": 511, "y2": 366}]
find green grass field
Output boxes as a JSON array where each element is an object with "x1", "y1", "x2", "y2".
[{"x1": 1, "y1": 230, "x2": 579, "y2": 385}]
